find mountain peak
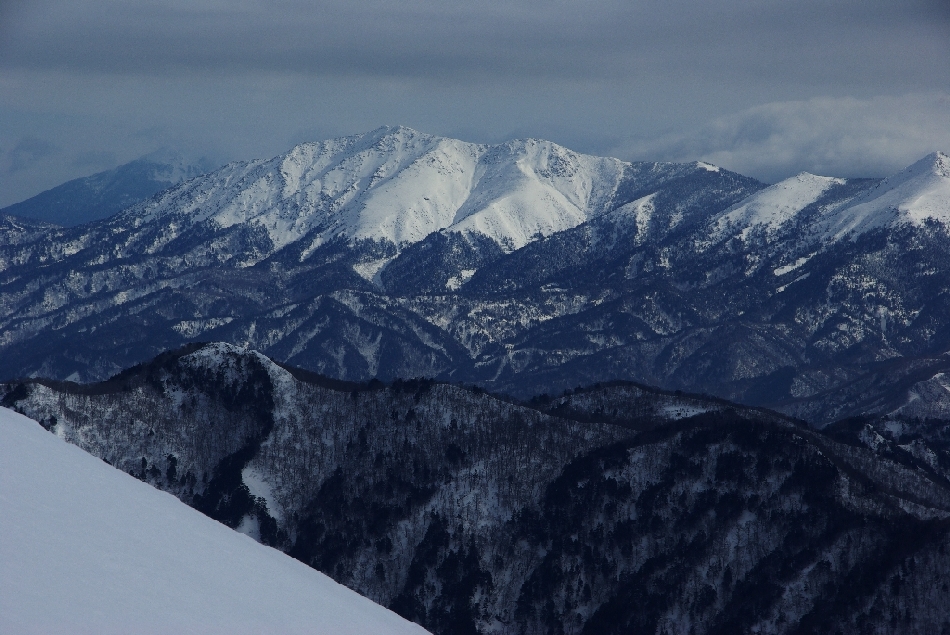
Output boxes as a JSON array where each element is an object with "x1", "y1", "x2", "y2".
[
  {"x1": 123, "y1": 127, "x2": 635, "y2": 255},
  {"x1": 883, "y1": 151, "x2": 950, "y2": 184},
  {"x1": 368, "y1": 124, "x2": 424, "y2": 136},
  {"x1": 358, "y1": 125, "x2": 437, "y2": 149},
  {"x1": 820, "y1": 151, "x2": 950, "y2": 240},
  {"x1": 707, "y1": 171, "x2": 845, "y2": 241},
  {"x1": 0, "y1": 151, "x2": 214, "y2": 227},
  {"x1": 916, "y1": 150, "x2": 950, "y2": 178}
]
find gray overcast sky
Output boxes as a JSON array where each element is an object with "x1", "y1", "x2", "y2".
[{"x1": 1, "y1": 0, "x2": 949, "y2": 206}]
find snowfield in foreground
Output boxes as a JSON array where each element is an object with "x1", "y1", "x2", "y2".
[{"x1": 0, "y1": 407, "x2": 430, "y2": 635}]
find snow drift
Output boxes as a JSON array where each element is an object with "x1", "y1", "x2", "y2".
[{"x1": 0, "y1": 407, "x2": 429, "y2": 635}]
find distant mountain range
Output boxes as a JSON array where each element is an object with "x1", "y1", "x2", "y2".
[
  {"x1": 8, "y1": 129, "x2": 950, "y2": 634},
  {"x1": 2, "y1": 126, "x2": 950, "y2": 424},
  {"x1": 0, "y1": 150, "x2": 216, "y2": 227}
]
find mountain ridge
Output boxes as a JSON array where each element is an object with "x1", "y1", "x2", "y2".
[
  {"x1": 1, "y1": 128, "x2": 949, "y2": 424},
  {"x1": 6, "y1": 342, "x2": 950, "y2": 634},
  {"x1": 116, "y1": 125, "x2": 735, "y2": 259},
  {"x1": 820, "y1": 150, "x2": 950, "y2": 241},
  {"x1": 0, "y1": 150, "x2": 216, "y2": 227}
]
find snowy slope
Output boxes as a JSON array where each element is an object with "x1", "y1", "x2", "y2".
[
  {"x1": 608, "y1": 192, "x2": 657, "y2": 225},
  {"x1": 0, "y1": 407, "x2": 430, "y2": 635},
  {"x1": 709, "y1": 172, "x2": 846, "y2": 241},
  {"x1": 445, "y1": 138, "x2": 626, "y2": 249},
  {"x1": 123, "y1": 126, "x2": 627, "y2": 253},
  {"x1": 0, "y1": 151, "x2": 213, "y2": 227},
  {"x1": 822, "y1": 151, "x2": 950, "y2": 240},
  {"x1": 691, "y1": 152, "x2": 950, "y2": 247}
]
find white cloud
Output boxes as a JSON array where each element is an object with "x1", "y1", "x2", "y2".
[{"x1": 621, "y1": 93, "x2": 950, "y2": 182}]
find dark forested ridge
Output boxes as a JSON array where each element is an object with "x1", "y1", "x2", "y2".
[{"x1": 5, "y1": 342, "x2": 950, "y2": 634}]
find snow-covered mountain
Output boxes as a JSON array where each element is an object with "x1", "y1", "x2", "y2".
[
  {"x1": 707, "y1": 172, "x2": 848, "y2": 242},
  {"x1": 0, "y1": 406, "x2": 429, "y2": 635},
  {"x1": 6, "y1": 344, "x2": 950, "y2": 634},
  {"x1": 0, "y1": 127, "x2": 759, "y2": 381},
  {"x1": 820, "y1": 151, "x2": 950, "y2": 240},
  {"x1": 2, "y1": 128, "x2": 950, "y2": 423},
  {"x1": 116, "y1": 126, "x2": 702, "y2": 256},
  {"x1": 0, "y1": 150, "x2": 216, "y2": 227},
  {"x1": 704, "y1": 151, "x2": 950, "y2": 248}
]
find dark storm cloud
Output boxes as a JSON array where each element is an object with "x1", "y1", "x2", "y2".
[
  {"x1": 2, "y1": 0, "x2": 948, "y2": 88},
  {"x1": 1, "y1": 0, "x2": 947, "y2": 206}
]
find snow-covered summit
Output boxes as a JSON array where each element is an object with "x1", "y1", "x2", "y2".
[
  {"x1": 709, "y1": 172, "x2": 846, "y2": 241},
  {"x1": 821, "y1": 151, "x2": 950, "y2": 240},
  {"x1": 122, "y1": 126, "x2": 630, "y2": 253},
  {"x1": 0, "y1": 406, "x2": 430, "y2": 635},
  {"x1": 137, "y1": 147, "x2": 216, "y2": 185},
  {"x1": 700, "y1": 151, "x2": 950, "y2": 248}
]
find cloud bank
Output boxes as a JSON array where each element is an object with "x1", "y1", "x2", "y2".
[
  {"x1": 621, "y1": 94, "x2": 950, "y2": 183},
  {"x1": 1, "y1": 0, "x2": 947, "y2": 205}
]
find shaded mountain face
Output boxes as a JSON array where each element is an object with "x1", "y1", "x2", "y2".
[
  {"x1": 1, "y1": 127, "x2": 949, "y2": 424},
  {"x1": 4, "y1": 343, "x2": 950, "y2": 634},
  {"x1": 0, "y1": 151, "x2": 215, "y2": 227}
]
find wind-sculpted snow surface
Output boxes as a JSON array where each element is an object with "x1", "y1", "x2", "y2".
[
  {"x1": 0, "y1": 406, "x2": 431, "y2": 635},
  {"x1": 5, "y1": 343, "x2": 950, "y2": 634}
]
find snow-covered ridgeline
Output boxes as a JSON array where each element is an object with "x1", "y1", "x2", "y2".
[
  {"x1": 703, "y1": 151, "x2": 950, "y2": 247},
  {"x1": 0, "y1": 407, "x2": 429, "y2": 635},
  {"x1": 708, "y1": 172, "x2": 846, "y2": 242},
  {"x1": 821, "y1": 151, "x2": 950, "y2": 240},
  {"x1": 124, "y1": 126, "x2": 627, "y2": 253}
]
